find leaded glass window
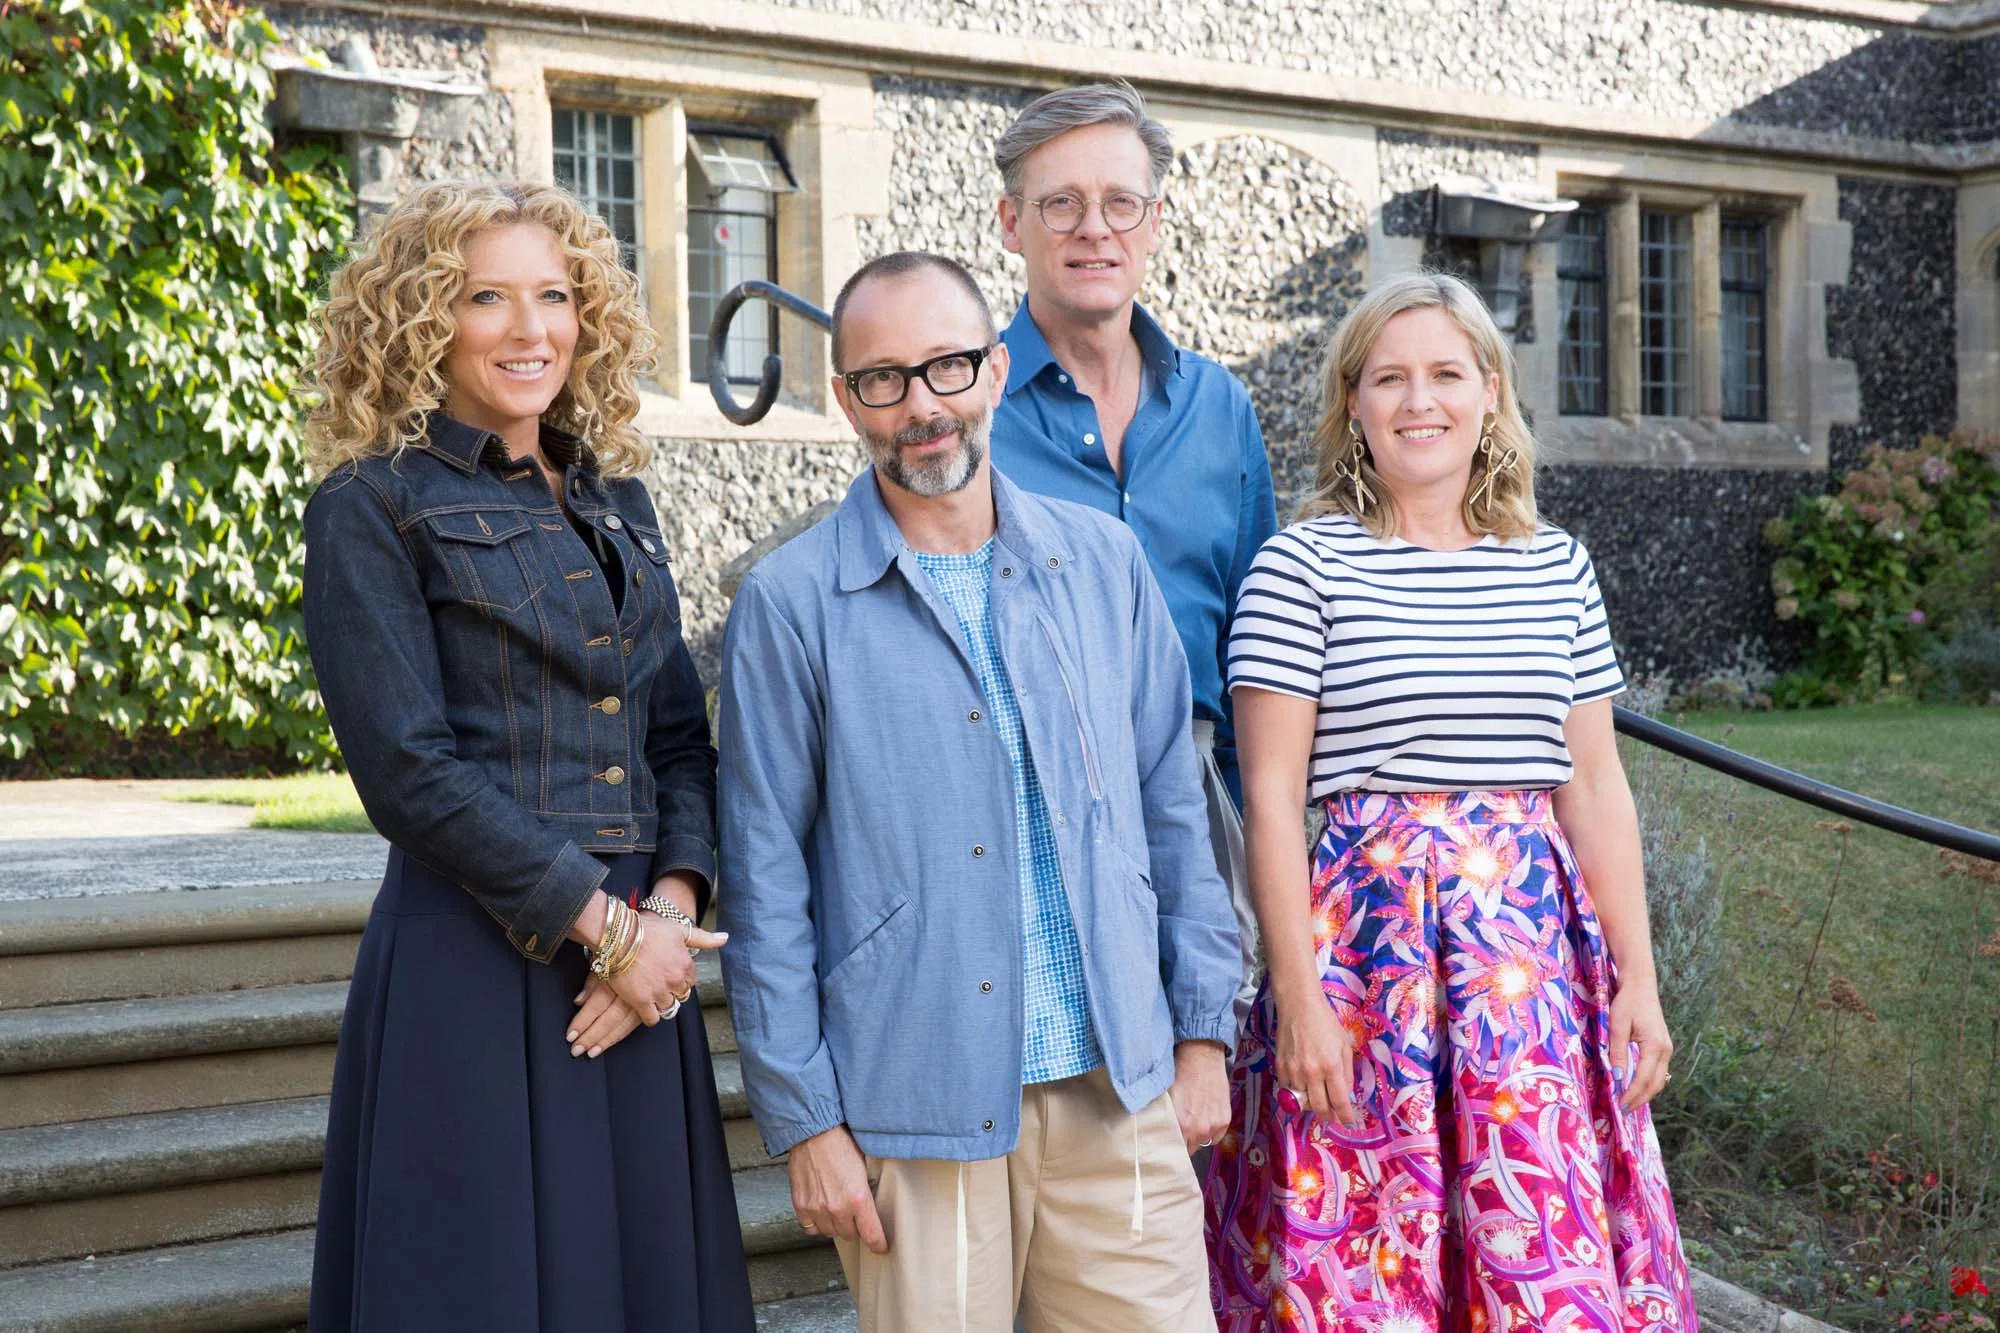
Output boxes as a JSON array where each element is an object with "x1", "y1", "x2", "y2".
[
  {"x1": 1639, "y1": 210, "x2": 1692, "y2": 417},
  {"x1": 551, "y1": 108, "x2": 643, "y2": 284},
  {"x1": 1721, "y1": 216, "x2": 1769, "y2": 422},
  {"x1": 1557, "y1": 207, "x2": 1608, "y2": 417}
]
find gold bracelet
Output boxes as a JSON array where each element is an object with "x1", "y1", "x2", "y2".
[
  {"x1": 605, "y1": 920, "x2": 644, "y2": 981},
  {"x1": 590, "y1": 895, "x2": 635, "y2": 980}
]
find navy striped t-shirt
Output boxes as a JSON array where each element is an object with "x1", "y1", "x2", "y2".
[{"x1": 1226, "y1": 514, "x2": 1625, "y2": 797}]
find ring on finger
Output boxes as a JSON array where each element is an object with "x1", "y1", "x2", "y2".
[{"x1": 659, "y1": 997, "x2": 682, "y2": 1021}]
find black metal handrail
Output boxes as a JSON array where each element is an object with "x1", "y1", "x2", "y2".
[
  {"x1": 707, "y1": 280, "x2": 833, "y2": 424},
  {"x1": 706, "y1": 278, "x2": 2000, "y2": 863}
]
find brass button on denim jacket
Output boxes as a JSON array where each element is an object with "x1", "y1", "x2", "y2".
[{"x1": 303, "y1": 413, "x2": 716, "y2": 962}]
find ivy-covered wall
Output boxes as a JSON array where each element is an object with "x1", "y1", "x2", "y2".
[{"x1": 1, "y1": 0, "x2": 353, "y2": 771}]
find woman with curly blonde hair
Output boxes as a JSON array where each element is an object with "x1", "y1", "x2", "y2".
[
  {"x1": 303, "y1": 180, "x2": 754, "y2": 1331},
  {"x1": 1204, "y1": 273, "x2": 1698, "y2": 1330}
]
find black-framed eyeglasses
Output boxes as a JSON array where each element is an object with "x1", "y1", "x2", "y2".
[
  {"x1": 1014, "y1": 190, "x2": 1158, "y2": 234},
  {"x1": 841, "y1": 345, "x2": 995, "y2": 409}
]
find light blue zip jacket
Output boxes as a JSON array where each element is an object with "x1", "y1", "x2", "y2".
[{"x1": 717, "y1": 467, "x2": 1239, "y2": 1161}]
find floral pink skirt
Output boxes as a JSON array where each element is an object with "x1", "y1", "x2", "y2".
[{"x1": 1203, "y1": 790, "x2": 1697, "y2": 1332}]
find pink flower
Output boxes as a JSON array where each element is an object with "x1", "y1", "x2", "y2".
[{"x1": 1910, "y1": 609, "x2": 1928, "y2": 626}]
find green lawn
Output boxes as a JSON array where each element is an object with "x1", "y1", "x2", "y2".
[
  {"x1": 1629, "y1": 705, "x2": 2000, "y2": 1321},
  {"x1": 170, "y1": 772, "x2": 373, "y2": 833}
]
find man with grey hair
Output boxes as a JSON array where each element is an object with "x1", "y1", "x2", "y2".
[{"x1": 992, "y1": 82, "x2": 1276, "y2": 1029}]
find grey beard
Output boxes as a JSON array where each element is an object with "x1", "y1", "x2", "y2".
[{"x1": 870, "y1": 413, "x2": 987, "y2": 498}]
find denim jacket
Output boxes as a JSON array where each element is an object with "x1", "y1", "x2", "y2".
[
  {"x1": 717, "y1": 468, "x2": 1239, "y2": 1161},
  {"x1": 302, "y1": 413, "x2": 716, "y2": 961}
]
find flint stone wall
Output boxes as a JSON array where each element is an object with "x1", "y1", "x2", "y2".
[
  {"x1": 765, "y1": 0, "x2": 1997, "y2": 146},
  {"x1": 1825, "y1": 179, "x2": 1959, "y2": 473},
  {"x1": 267, "y1": 7, "x2": 516, "y2": 183}
]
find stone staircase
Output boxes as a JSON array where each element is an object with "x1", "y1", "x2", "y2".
[{"x1": 0, "y1": 881, "x2": 855, "y2": 1332}]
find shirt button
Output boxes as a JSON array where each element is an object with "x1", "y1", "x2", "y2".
[
  {"x1": 1000, "y1": 566, "x2": 1014, "y2": 578},
  {"x1": 603, "y1": 766, "x2": 626, "y2": 786},
  {"x1": 983, "y1": 1119, "x2": 995, "y2": 1131},
  {"x1": 968, "y1": 708, "x2": 982, "y2": 723},
  {"x1": 979, "y1": 980, "x2": 993, "y2": 993},
  {"x1": 1054, "y1": 812, "x2": 1066, "y2": 826},
  {"x1": 621, "y1": 638, "x2": 634, "y2": 655},
  {"x1": 971, "y1": 844, "x2": 985, "y2": 858},
  {"x1": 634, "y1": 569, "x2": 646, "y2": 586},
  {"x1": 1123, "y1": 491, "x2": 1132, "y2": 504},
  {"x1": 642, "y1": 538, "x2": 659, "y2": 555},
  {"x1": 1057, "y1": 373, "x2": 1069, "y2": 384},
  {"x1": 1083, "y1": 432, "x2": 1096, "y2": 445},
  {"x1": 604, "y1": 515, "x2": 623, "y2": 530},
  {"x1": 600, "y1": 696, "x2": 621, "y2": 716},
  {"x1": 1046, "y1": 556, "x2": 1061, "y2": 570}
]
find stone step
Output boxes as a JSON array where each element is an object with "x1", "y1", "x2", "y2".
[
  {"x1": 0, "y1": 882, "x2": 735, "y2": 1012},
  {"x1": 0, "y1": 1160, "x2": 843, "y2": 1330},
  {"x1": 0, "y1": 881, "x2": 374, "y2": 1009},
  {"x1": 0, "y1": 1096, "x2": 329, "y2": 1208},
  {"x1": 758, "y1": 1291, "x2": 860, "y2": 1333},
  {"x1": 0, "y1": 1098, "x2": 328, "y2": 1269},
  {"x1": 0, "y1": 1228, "x2": 316, "y2": 1333},
  {"x1": 0, "y1": 985, "x2": 345, "y2": 1131}
]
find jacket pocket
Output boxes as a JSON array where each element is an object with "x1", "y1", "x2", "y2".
[
  {"x1": 1037, "y1": 615, "x2": 1102, "y2": 800},
  {"x1": 427, "y1": 510, "x2": 547, "y2": 614},
  {"x1": 627, "y1": 522, "x2": 682, "y2": 627},
  {"x1": 822, "y1": 896, "x2": 911, "y2": 994}
]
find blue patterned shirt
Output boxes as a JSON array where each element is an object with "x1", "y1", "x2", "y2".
[{"x1": 913, "y1": 541, "x2": 1102, "y2": 1085}]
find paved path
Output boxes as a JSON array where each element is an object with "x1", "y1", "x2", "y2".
[{"x1": 0, "y1": 781, "x2": 387, "y2": 902}]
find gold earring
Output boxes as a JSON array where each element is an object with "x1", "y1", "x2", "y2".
[
  {"x1": 1468, "y1": 415, "x2": 1516, "y2": 514},
  {"x1": 1338, "y1": 419, "x2": 1376, "y2": 511}
]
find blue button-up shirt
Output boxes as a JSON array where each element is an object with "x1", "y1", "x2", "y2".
[
  {"x1": 992, "y1": 301, "x2": 1278, "y2": 767},
  {"x1": 914, "y1": 542, "x2": 1102, "y2": 1085},
  {"x1": 717, "y1": 468, "x2": 1239, "y2": 1162}
]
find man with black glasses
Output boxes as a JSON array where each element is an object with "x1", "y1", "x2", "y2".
[
  {"x1": 992, "y1": 82, "x2": 1278, "y2": 1027},
  {"x1": 718, "y1": 251, "x2": 1237, "y2": 1332}
]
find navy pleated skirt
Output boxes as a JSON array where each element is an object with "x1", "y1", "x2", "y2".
[{"x1": 310, "y1": 847, "x2": 756, "y2": 1331}]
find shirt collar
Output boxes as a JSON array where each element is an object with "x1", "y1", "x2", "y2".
[
  {"x1": 1000, "y1": 298, "x2": 1183, "y2": 398},
  {"x1": 834, "y1": 465, "x2": 1065, "y2": 594},
  {"x1": 419, "y1": 412, "x2": 595, "y2": 475}
]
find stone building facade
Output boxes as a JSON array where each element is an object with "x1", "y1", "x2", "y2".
[{"x1": 269, "y1": 0, "x2": 2000, "y2": 687}]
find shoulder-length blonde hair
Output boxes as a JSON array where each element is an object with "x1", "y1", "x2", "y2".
[
  {"x1": 306, "y1": 180, "x2": 657, "y2": 478},
  {"x1": 1301, "y1": 271, "x2": 1538, "y2": 543}
]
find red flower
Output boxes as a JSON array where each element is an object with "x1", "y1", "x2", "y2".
[
  {"x1": 1953, "y1": 1266, "x2": 1990, "y2": 1298},
  {"x1": 1926, "y1": 1171, "x2": 1942, "y2": 1190}
]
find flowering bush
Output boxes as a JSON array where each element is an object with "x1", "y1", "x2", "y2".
[{"x1": 1763, "y1": 432, "x2": 2000, "y2": 706}]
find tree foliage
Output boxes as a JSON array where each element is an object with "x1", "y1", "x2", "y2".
[{"x1": 0, "y1": 0, "x2": 352, "y2": 769}]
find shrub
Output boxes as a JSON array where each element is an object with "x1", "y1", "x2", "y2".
[
  {"x1": 1764, "y1": 431, "x2": 2000, "y2": 707},
  {"x1": 0, "y1": 0, "x2": 353, "y2": 770}
]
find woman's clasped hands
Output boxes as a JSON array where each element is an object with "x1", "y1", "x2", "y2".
[{"x1": 567, "y1": 876, "x2": 729, "y2": 1059}]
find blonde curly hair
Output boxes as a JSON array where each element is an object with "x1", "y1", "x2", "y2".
[
  {"x1": 306, "y1": 180, "x2": 656, "y2": 478},
  {"x1": 1302, "y1": 271, "x2": 1538, "y2": 543}
]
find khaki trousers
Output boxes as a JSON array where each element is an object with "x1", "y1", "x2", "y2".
[{"x1": 833, "y1": 1067, "x2": 1216, "y2": 1333}]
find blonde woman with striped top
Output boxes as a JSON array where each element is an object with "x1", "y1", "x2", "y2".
[{"x1": 1202, "y1": 273, "x2": 1698, "y2": 1331}]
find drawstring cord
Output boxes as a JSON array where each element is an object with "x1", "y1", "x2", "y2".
[
  {"x1": 1130, "y1": 1113, "x2": 1144, "y2": 1235},
  {"x1": 955, "y1": 1160, "x2": 969, "y2": 1333}
]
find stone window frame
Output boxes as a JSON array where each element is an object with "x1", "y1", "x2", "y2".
[
  {"x1": 1530, "y1": 177, "x2": 1823, "y2": 469},
  {"x1": 494, "y1": 31, "x2": 891, "y2": 441},
  {"x1": 534, "y1": 81, "x2": 812, "y2": 403}
]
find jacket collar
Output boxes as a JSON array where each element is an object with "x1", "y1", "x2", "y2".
[
  {"x1": 420, "y1": 412, "x2": 594, "y2": 475},
  {"x1": 834, "y1": 464, "x2": 1066, "y2": 593},
  {"x1": 1000, "y1": 298, "x2": 1182, "y2": 400}
]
